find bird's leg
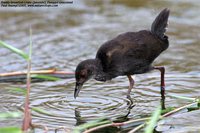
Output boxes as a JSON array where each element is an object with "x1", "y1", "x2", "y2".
[
  {"x1": 126, "y1": 75, "x2": 135, "y2": 109},
  {"x1": 127, "y1": 75, "x2": 134, "y2": 95},
  {"x1": 154, "y1": 66, "x2": 166, "y2": 109}
]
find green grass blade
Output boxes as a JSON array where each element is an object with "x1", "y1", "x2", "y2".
[
  {"x1": 0, "y1": 127, "x2": 22, "y2": 133},
  {"x1": 187, "y1": 107, "x2": 200, "y2": 111},
  {"x1": 31, "y1": 74, "x2": 61, "y2": 81},
  {"x1": 145, "y1": 107, "x2": 161, "y2": 133},
  {"x1": 168, "y1": 94, "x2": 198, "y2": 102},
  {"x1": 0, "y1": 112, "x2": 22, "y2": 120},
  {"x1": 8, "y1": 87, "x2": 26, "y2": 95},
  {"x1": 161, "y1": 107, "x2": 175, "y2": 115},
  {"x1": 0, "y1": 40, "x2": 29, "y2": 60}
]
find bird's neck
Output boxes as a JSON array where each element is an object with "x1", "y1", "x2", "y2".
[
  {"x1": 93, "y1": 58, "x2": 104, "y2": 73},
  {"x1": 93, "y1": 59, "x2": 109, "y2": 82}
]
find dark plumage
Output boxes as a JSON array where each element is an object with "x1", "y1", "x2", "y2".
[{"x1": 74, "y1": 8, "x2": 170, "y2": 101}]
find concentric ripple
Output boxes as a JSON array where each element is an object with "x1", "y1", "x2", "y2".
[
  {"x1": 0, "y1": 71, "x2": 199, "y2": 131},
  {"x1": 28, "y1": 79, "x2": 132, "y2": 129},
  {"x1": 1, "y1": 0, "x2": 200, "y2": 132},
  {"x1": 20, "y1": 71, "x2": 199, "y2": 131}
]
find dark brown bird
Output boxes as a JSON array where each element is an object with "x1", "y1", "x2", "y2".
[{"x1": 74, "y1": 8, "x2": 170, "y2": 101}]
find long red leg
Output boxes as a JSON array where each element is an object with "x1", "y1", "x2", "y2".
[
  {"x1": 154, "y1": 66, "x2": 166, "y2": 109},
  {"x1": 127, "y1": 75, "x2": 134, "y2": 95},
  {"x1": 127, "y1": 75, "x2": 135, "y2": 109}
]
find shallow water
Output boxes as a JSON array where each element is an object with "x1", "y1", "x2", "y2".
[{"x1": 0, "y1": 0, "x2": 200, "y2": 132}]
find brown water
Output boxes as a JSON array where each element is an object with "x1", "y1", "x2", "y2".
[{"x1": 0, "y1": 0, "x2": 200, "y2": 132}]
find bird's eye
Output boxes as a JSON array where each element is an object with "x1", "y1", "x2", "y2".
[{"x1": 80, "y1": 70, "x2": 87, "y2": 78}]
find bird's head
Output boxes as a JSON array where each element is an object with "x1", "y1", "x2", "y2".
[{"x1": 74, "y1": 59, "x2": 97, "y2": 98}]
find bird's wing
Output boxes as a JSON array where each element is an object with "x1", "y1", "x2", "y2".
[
  {"x1": 96, "y1": 39, "x2": 124, "y2": 72},
  {"x1": 96, "y1": 33, "x2": 148, "y2": 74}
]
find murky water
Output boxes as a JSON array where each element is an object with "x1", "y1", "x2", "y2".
[{"x1": 0, "y1": 0, "x2": 200, "y2": 132}]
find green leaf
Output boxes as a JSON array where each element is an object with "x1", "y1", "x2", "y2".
[
  {"x1": 8, "y1": 87, "x2": 26, "y2": 95},
  {"x1": 31, "y1": 74, "x2": 61, "y2": 81},
  {"x1": 0, "y1": 40, "x2": 29, "y2": 60},
  {"x1": 0, "y1": 127, "x2": 21, "y2": 133},
  {"x1": 187, "y1": 107, "x2": 200, "y2": 112},
  {"x1": 145, "y1": 107, "x2": 161, "y2": 133},
  {"x1": 0, "y1": 112, "x2": 22, "y2": 120},
  {"x1": 161, "y1": 107, "x2": 175, "y2": 115}
]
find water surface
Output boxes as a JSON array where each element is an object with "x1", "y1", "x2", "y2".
[{"x1": 0, "y1": 0, "x2": 200, "y2": 132}]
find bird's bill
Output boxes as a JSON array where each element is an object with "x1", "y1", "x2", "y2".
[{"x1": 74, "y1": 83, "x2": 83, "y2": 99}]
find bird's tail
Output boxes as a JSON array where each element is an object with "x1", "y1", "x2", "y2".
[{"x1": 151, "y1": 8, "x2": 170, "y2": 40}]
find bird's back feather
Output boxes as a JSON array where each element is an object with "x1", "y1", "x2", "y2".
[{"x1": 95, "y1": 9, "x2": 170, "y2": 80}]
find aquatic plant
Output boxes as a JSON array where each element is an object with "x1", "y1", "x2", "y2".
[
  {"x1": 0, "y1": 28, "x2": 57, "y2": 132},
  {"x1": 73, "y1": 95, "x2": 199, "y2": 133}
]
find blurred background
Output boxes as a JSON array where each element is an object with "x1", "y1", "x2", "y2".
[{"x1": 0, "y1": 0, "x2": 200, "y2": 132}]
